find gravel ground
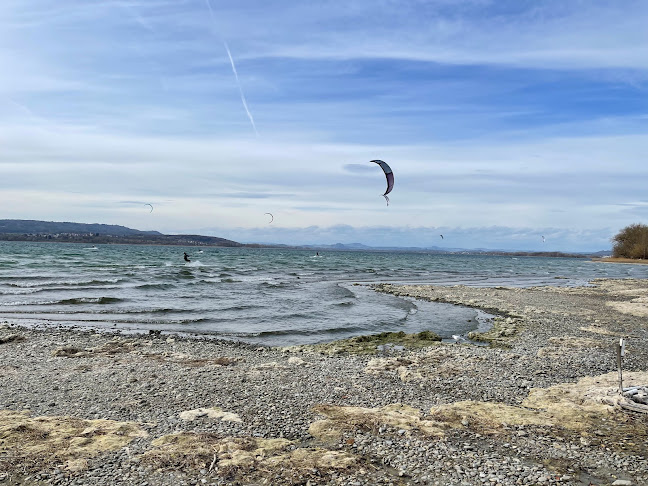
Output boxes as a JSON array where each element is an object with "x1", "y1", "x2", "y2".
[{"x1": 1, "y1": 278, "x2": 647, "y2": 486}]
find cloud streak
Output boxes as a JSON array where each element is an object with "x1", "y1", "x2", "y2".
[{"x1": 205, "y1": 0, "x2": 258, "y2": 136}]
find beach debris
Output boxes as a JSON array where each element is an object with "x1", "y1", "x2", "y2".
[
  {"x1": 0, "y1": 410, "x2": 146, "y2": 473},
  {"x1": 376, "y1": 343, "x2": 405, "y2": 354},
  {"x1": 615, "y1": 338, "x2": 648, "y2": 413},
  {"x1": 52, "y1": 346, "x2": 91, "y2": 358},
  {"x1": 0, "y1": 333, "x2": 25, "y2": 345},
  {"x1": 52, "y1": 339, "x2": 136, "y2": 358},
  {"x1": 287, "y1": 356, "x2": 309, "y2": 366},
  {"x1": 370, "y1": 159, "x2": 394, "y2": 205},
  {"x1": 179, "y1": 407, "x2": 242, "y2": 423},
  {"x1": 364, "y1": 357, "x2": 413, "y2": 374},
  {"x1": 364, "y1": 356, "x2": 423, "y2": 381},
  {"x1": 264, "y1": 212, "x2": 274, "y2": 223},
  {"x1": 142, "y1": 433, "x2": 359, "y2": 481}
]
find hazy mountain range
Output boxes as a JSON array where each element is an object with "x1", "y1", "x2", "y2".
[{"x1": 0, "y1": 220, "x2": 610, "y2": 256}]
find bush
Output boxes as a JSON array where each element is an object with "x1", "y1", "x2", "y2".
[{"x1": 612, "y1": 223, "x2": 648, "y2": 259}]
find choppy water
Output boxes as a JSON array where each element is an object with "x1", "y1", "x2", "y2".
[{"x1": 1, "y1": 242, "x2": 647, "y2": 346}]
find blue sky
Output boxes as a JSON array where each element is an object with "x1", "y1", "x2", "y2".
[{"x1": 1, "y1": 0, "x2": 647, "y2": 251}]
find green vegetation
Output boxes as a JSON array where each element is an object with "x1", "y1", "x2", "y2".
[
  {"x1": 285, "y1": 330, "x2": 442, "y2": 355},
  {"x1": 612, "y1": 223, "x2": 648, "y2": 260}
]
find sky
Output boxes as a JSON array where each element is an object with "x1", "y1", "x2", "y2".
[{"x1": 1, "y1": 0, "x2": 647, "y2": 251}]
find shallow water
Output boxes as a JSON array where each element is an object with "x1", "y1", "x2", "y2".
[{"x1": 1, "y1": 242, "x2": 647, "y2": 345}]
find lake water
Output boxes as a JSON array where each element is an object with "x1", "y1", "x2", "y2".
[{"x1": 1, "y1": 242, "x2": 647, "y2": 346}]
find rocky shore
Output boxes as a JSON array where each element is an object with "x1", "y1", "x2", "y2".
[{"x1": 1, "y1": 279, "x2": 647, "y2": 486}]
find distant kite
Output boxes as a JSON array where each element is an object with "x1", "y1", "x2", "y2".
[
  {"x1": 542, "y1": 236, "x2": 546, "y2": 243},
  {"x1": 370, "y1": 160, "x2": 394, "y2": 206},
  {"x1": 145, "y1": 203, "x2": 154, "y2": 213},
  {"x1": 440, "y1": 235, "x2": 444, "y2": 239},
  {"x1": 265, "y1": 212, "x2": 274, "y2": 224}
]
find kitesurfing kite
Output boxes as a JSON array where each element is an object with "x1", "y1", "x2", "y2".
[
  {"x1": 145, "y1": 203, "x2": 154, "y2": 213},
  {"x1": 542, "y1": 236, "x2": 546, "y2": 243},
  {"x1": 440, "y1": 235, "x2": 444, "y2": 240},
  {"x1": 370, "y1": 160, "x2": 394, "y2": 206},
  {"x1": 265, "y1": 212, "x2": 274, "y2": 224}
]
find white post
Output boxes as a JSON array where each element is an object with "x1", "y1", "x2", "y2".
[{"x1": 617, "y1": 338, "x2": 625, "y2": 395}]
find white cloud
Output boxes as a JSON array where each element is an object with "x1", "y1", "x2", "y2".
[{"x1": 0, "y1": 119, "x2": 645, "y2": 250}]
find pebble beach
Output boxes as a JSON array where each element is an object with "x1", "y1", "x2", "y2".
[{"x1": 1, "y1": 278, "x2": 648, "y2": 486}]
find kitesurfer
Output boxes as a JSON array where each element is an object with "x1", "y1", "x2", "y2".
[{"x1": 183, "y1": 252, "x2": 191, "y2": 262}]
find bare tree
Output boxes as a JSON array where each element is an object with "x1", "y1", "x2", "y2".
[{"x1": 612, "y1": 224, "x2": 648, "y2": 259}]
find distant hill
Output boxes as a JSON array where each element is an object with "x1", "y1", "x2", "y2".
[
  {"x1": 0, "y1": 220, "x2": 161, "y2": 236},
  {"x1": 297, "y1": 242, "x2": 605, "y2": 257},
  {"x1": 0, "y1": 220, "x2": 244, "y2": 247}
]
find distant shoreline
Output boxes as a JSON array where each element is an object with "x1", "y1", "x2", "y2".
[
  {"x1": 0, "y1": 237, "x2": 599, "y2": 257},
  {"x1": 591, "y1": 257, "x2": 648, "y2": 265}
]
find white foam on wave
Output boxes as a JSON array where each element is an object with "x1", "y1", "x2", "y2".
[
  {"x1": 185, "y1": 260, "x2": 205, "y2": 267},
  {"x1": 0, "y1": 288, "x2": 43, "y2": 295}
]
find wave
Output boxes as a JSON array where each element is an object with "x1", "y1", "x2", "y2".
[
  {"x1": 136, "y1": 283, "x2": 176, "y2": 290},
  {"x1": 0, "y1": 288, "x2": 43, "y2": 295},
  {"x1": 1, "y1": 296, "x2": 123, "y2": 306},
  {"x1": 332, "y1": 283, "x2": 356, "y2": 299},
  {"x1": 4, "y1": 278, "x2": 125, "y2": 288},
  {"x1": 185, "y1": 261, "x2": 206, "y2": 267},
  {"x1": 216, "y1": 304, "x2": 263, "y2": 312},
  {"x1": 258, "y1": 281, "x2": 291, "y2": 289}
]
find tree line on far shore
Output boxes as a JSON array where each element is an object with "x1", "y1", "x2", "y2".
[{"x1": 613, "y1": 223, "x2": 648, "y2": 259}]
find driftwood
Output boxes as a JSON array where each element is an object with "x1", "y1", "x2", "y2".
[
  {"x1": 0, "y1": 334, "x2": 25, "y2": 345},
  {"x1": 618, "y1": 397, "x2": 648, "y2": 414}
]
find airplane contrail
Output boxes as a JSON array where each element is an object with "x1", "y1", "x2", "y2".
[{"x1": 205, "y1": 0, "x2": 258, "y2": 136}]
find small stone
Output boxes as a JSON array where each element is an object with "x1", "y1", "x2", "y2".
[{"x1": 611, "y1": 481, "x2": 632, "y2": 486}]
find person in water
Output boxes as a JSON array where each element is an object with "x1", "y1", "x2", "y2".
[{"x1": 183, "y1": 252, "x2": 191, "y2": 262}]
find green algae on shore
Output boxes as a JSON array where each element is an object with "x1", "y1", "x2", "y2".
[
  {"x1": 284, "y1": 330, "x2": 442, "y2": 355},
  {"x1": 467, "y1": 316, "x2": 521, "y2": 347}
]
